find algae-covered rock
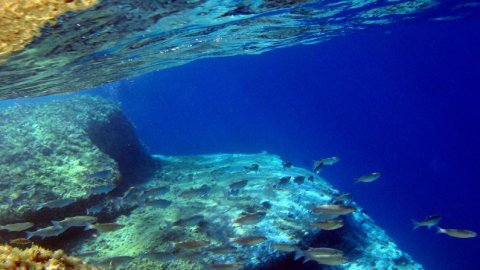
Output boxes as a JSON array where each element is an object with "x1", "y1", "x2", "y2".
[
  {"x1": 0, "y1": 244, "x2": 99, "y2": 270},
  {"x1": 0, "y1": 96, "x2": 157, "y2": 223},
  {"x1": 75, "y1": 153, "x2": 423, "y2": 270}
]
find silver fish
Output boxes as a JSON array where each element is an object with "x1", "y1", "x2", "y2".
[
  {"x1": 86, "y1": 202, "x2": 106, "y2": 215},
  {"x1": 87, "y1": 184, "x2": 116, "y2": 196},
  {"x1": 26, "y1": 226, "x2": 67, "y2": 240},
  {"x1": 412, "y1": 215, "x2": 441, "y2": 229},
  {"x1": 318, "y1": 156, "x2": 340, "y2": 166},
  {"x1": 36, "y1": 198, "x2": 75, "y2": 210},
  {"x1": 0, "y1": 222, "x2": 34, "y2": 232},
  {"x1": 437, "y1": 227, "x2": 477, "y2": 238},
  {"x1": 244, "y1": 164, "x2": 259, "y2": 172},
  {"x1": 142, "y1": 185, "x2": 170, "y2": 197},
  {"x1": 229, "y1": 179, "x2": 248, "y2": 191},
  {"x1": 52, "y1": 216, "x2": 97, "y2": 228},
  {"x1": 144, "y1": 198, "x2": 172, "y2": 209},
  {"x1": 179, "y1": 184, "x2": 211, "y2": 198},
  {"x1": 355, "y1": 172, "x2": 381, "y2": 183},
  {"x1": 172, "y1": 214, "x2": 204, "y2": 227}
]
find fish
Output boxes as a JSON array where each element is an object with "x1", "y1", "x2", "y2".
[
  {"x1": 26, "y1": 226, "x2": 67, "y2": 240},
  {"x1": 436, "y1": 227, "x2": 477, "y2": 238},
  {"x1": 144, "y1": 198, "x2": 172, "y2": 209},
  {"x1": 0, "y1": 222, "x2": 34, "y2": 232},
  {"x1": 142, "y1": 185, "x2": 170, "y2": 197},
  {"x1": 10, "y1": 238, "x2": 32, "y2": 245},
  {"x1": 306, "y1": 247, "x2": 344, "y2": 256},
  {"x1": 244, "y1": 163, "x2": 259, "y2": 172},
  {"x1": 174, "y1": 240, "x2": 211, "y2": 249},
  {"x1": 282, "y1": 161, "x2": 292, "y2": 170},
  {"x1": 86, "y1": 223, "x2": 125, "y2": 233},
  {"x1": 52, "y1": 216, "x2": 97, "y2": 228},
  {"x1": 139, "y1": 251, "x2": 174, "y2": 261},
  {"x1": 278, "y1": 176, "x2": 291, "y2": 185},
  {"x1": 206, "y1": 245, "x2": 237, "y2": 254},
  {"x1": 313, "y1": 161, "x2": 324, "y2": 173},
  {"x1": 412, "y1": 215, "x2": 441, "y2": 229},
  {"x1": 311, "y1": 255, "x2": 348, "y2": 266},
  {"x1": 271, "y1": 243, "x2": 297, "y2": 252},
  {"x1": 313, "y1": 219, "x2": 344, "y2": 230},
  {"x1": 74, "y1": 251, "x2": 98, "y2": 257},
  {"x1": 355, "y1": 172, "x2": 381, "y2": 183},
  {"x1": 302, "y1": 247, "x2": 348, "y2": 266},
  {"x1": 99, "y1": 256, "x2": 134, "y2": 266},
  {"x1": 293, "y1": 175, "x2": 305, "y2": 184},
  {"x1": 86, "y1": 201, "x2": 106, "y2": 215},
  {"x1": 333, "y1": 193, "x2": 353, "y2": 203},
  {"x1": 207, "y1": 262, "x2": 244, "y2": 270},
  {"x1": 172, "y1": 214, "x2": 204, "y2": 227},
  {"x1": 122, "y1": 186, "x2": 140, "y2": 201},
  {"x1": 36, "y1": 198, "x2": 75, "y2": 210},
  {"x1": 233, "y1": 211, "x2": 266, "y2": 225},
  {"x1": 179, "y1": 184, "x2": 211, "y2": 198},
  {"x1": 87, "y1": 184, "x2": 116, "y2": 196},
  {"x1": 312, "y1": 204, "x2": 356, "y2": 215},
  {"x1": 87, "y1": 170, "x2": 112, "y2": 180},
  {"x1": 230, "y1": 236, "x2": 267, "y2": 246},
  {"x1": 317, "y1": 157, "x2": 340, "y2": 166},
  {"x1": 229, "y1": 179, "x2": 248, "y2": 191}
]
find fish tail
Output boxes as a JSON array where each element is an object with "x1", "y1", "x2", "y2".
[
  {"x1": 411, "y1": 219, "x2": 419, "y2": 230},
  {"x1": 25, "y1": 231, "x2": 33, "y2": 239},
  {"x1": 51, "y1": 220, "x2": 61, "y2": 228},
  {"x1": 293, "y1": 247, "x2": 304, "y2": 262},
  {"x1": 84, "y1": 224, "x2": 94, "y2": 231}
]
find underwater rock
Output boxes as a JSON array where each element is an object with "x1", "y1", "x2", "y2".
[
  {"x1": 0, "y1": 244, "x2": 99, "y2": 269},
  {"x1": 0, "y1": 96, "x2": 158, "y2": 225},
  {"x1": 73, "y1": 153, "x2": 422, "y2": 270}
]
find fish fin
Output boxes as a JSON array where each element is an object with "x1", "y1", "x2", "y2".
[
  {"x1": 84, "y1": 224, "x2": 94, "y2": 231},
  {"x1": 411, "y1": 219, "x2": 419, "y2": 230},
  {"x1": 294, "y1": 247, "x2": 304, "y2": 261},
  {"x1": 25, "y1": 231, "x2": 33, "y2": 239},
  {"x1": 51, "y1": 220, "x2": 61, "y2": 228}
]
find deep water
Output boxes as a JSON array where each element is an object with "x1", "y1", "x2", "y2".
[
  {"x1": 2, "y1": 16, "x2": 479, "y2": 270},
  {"x1": 106, "y1": 18, "x2": 480, "y2": 270}
]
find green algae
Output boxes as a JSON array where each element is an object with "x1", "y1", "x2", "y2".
[{"x1": 0, "y1": 96, "x2": 156, "y2": 223}]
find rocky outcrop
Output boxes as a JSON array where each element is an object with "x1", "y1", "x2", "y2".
[
  {"x1": 74, "y1": 153, "x2": 422, "y2": 270},
  {"x1": 0, "y1": 96, "x2": 158, "y2": 225}
]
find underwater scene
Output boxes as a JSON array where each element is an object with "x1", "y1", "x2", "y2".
[{"x1": 0, "y1": 1, "x2": 479, "y2": 269}]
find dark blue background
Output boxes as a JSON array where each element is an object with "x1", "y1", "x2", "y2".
[
  {"x1": 110, "y1": 18, "x2": 480, "y2": 269},
  {"x1": 3, "y1": 17, "x2": 474, "y2": 269}
]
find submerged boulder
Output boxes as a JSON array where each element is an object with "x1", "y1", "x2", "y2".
[
  {"x1": 0, "y1": 96, "x2": 158, "y2": 224},
  {"x1": 74, "y1": 153, "x2": 423, "y2": 270}
]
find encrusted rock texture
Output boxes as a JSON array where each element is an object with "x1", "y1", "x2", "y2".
[
  {"x1": 75, "y1": 153, "x2": 423, "y2": 270},
  {"x1": 0, "y1": 96, "x2": 157, "y2": 223}
]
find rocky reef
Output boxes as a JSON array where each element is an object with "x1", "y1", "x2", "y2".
[
  {"x1": 74, "y1": 153, "x2": 423, "y2": 270},
  {"x1": 0, "y1": 97, "x2": 422, "y2": 269},
  {"x1": 0, "y1": 95, "x2": 158, "y2": 225},
  {"x1": 0, "y1": 244, "x2": 99, "y2": 270}
]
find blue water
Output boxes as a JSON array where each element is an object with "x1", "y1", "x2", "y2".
[
  {"x1": 2, "y1": 15, "x2": 478, "y2": 270},
  {"x1": 103, "y1": 18, "x2": 479, "y2": 269}
]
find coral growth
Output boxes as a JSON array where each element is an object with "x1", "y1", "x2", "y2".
[
  {"x1": 0, "y1": 0, "x2": 98, "y2": 57},
  {"x1": 0, "y1": 244, "x2": 99, "y2": 269}
]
